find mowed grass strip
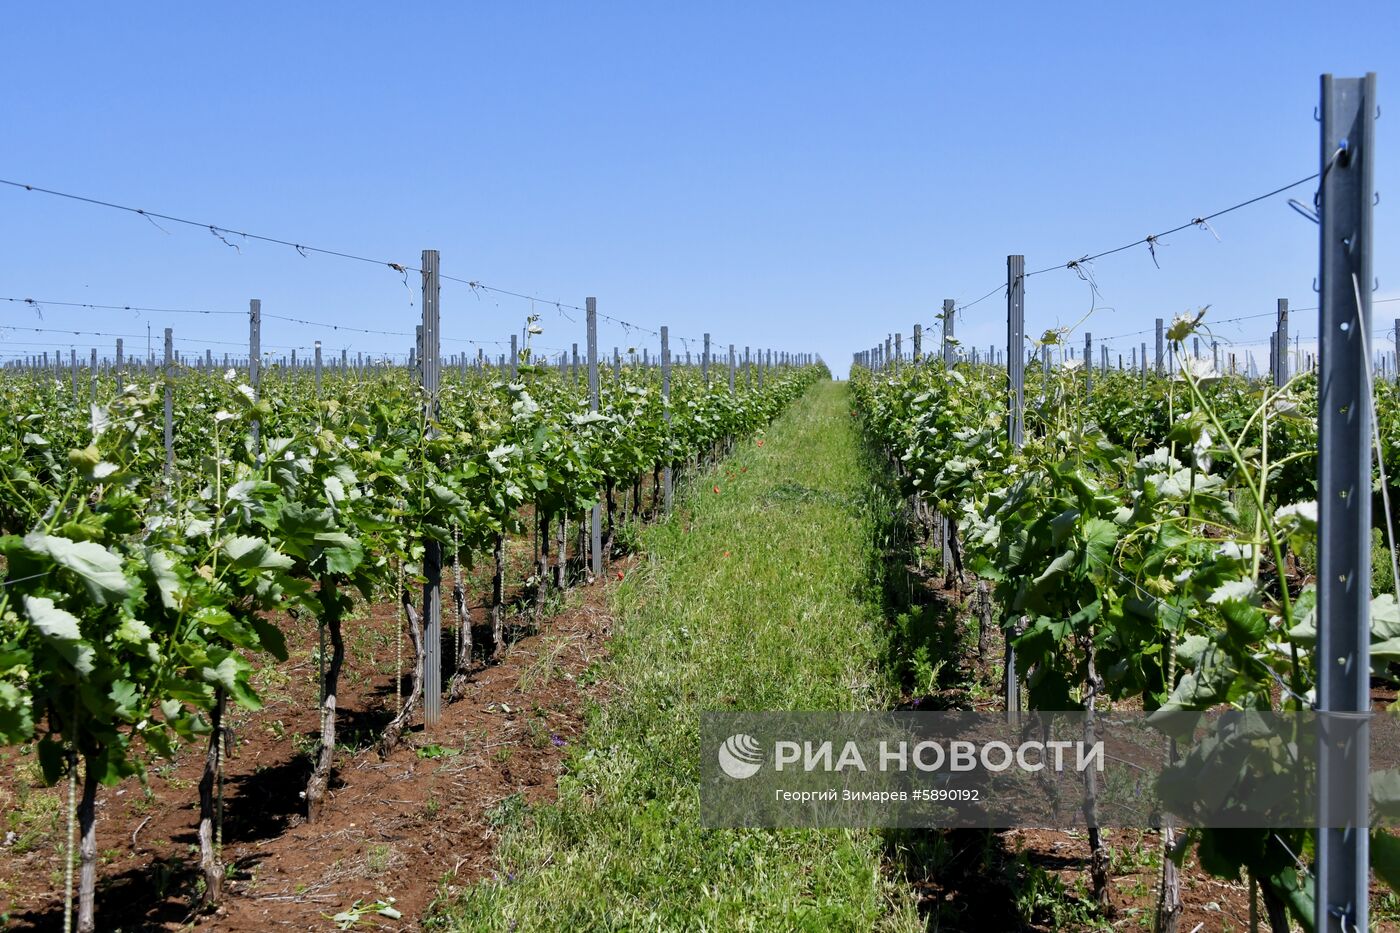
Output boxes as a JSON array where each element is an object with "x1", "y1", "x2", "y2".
[{"x1": 433, "y1": 381, "x2": 919, "y2": 932}]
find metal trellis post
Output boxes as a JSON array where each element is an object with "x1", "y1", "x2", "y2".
[
  {"x1": 1154, "y1": 318, "x2": 1164, "y2": 375},
  {"x1": 943, "y1": 299, "x2": 955, "y2": 367},
  {"x1": 163, "y1": 328, "x2": 174, "y2": 476},
  {"x1": 1315, "y1": 71, "x2": 1375, "y2": 933},
  {"x1": 662, "y1": 326, "x2": 672, "y2": 512},
  {"x1": 421, "y1": 249, "x2": 443, "y2": 729},
  {"x1": 588, "y1": 298, "x2": 602, "y2": 577},
  {"x1": 1005, "y1": 256, "x2": 1025, "y2": 724}
]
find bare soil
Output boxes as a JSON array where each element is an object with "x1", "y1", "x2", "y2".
[{"x1": 0, "y1": 544, "x2": 631, "y2": 932}]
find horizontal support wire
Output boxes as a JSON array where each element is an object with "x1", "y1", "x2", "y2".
[{"x1": 0, "y1": 179, "x2": 728, "y2": 348}]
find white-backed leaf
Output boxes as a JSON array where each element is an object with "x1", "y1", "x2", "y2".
[{"x1": 22, "y1": 534, "x2": 129, "y2": 603}]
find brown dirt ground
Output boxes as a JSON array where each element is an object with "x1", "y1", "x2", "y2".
[{"x1": 0, "y1": 535, "x2": 633, "y2": 932}]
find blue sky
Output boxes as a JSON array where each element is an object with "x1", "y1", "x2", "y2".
[{"x1": 1, "y1": 3, "x2": 1395, "y2": 376}]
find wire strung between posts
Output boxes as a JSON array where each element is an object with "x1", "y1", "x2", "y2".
[
  {"x1": 1, "y1": 325, "x2": 265, "y2": 350},
  {"x1": 932, "y1": 170, "x2": 1326, "y2": 321},
  {"x1": 1, "y1": 296, "x2": 245, "y2": 318},
  {"x1": 0, "y1": 298, "x2": 544, "y2": 352},
  {"x1": 1023, "y1": 171, "x2": 1322, "y2": 278},
  {"x1": 0, "y1": 177, "x2": 424, "y2": 274},
  {"x1": 1, "y1": 179, "x2": 751, "y2": 351}
]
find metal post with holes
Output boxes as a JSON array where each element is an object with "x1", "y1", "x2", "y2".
[
  {"x1": 913, "y1": 324, "x2": 922, "y2": 361},
  {"x1": 1394, "y1": 318, "x2": 1399, "y2": 385},
  {"x1": 249, "y1": 301, "x2": 261, "y2": 452},
  {"x1": 729, "y1": 344, "x2": 736, "y2": 393},
  {"x1": 943, "y1": 299, "x2": 955, "y2": 366},
  {"x1": 1277, "y1": 298, "x2": 1290, "y2": 387},
  {"x1": 588, "y1": 298, "x2": 602, "y2": 578},
  {"x1": 163, "y1": 328, "x2": 174, "y2": 476},
  {"x1": 89, "y1": 348, "x2": 97, "y2": 403},
  {"x1": 894, "y1": 333, "x2": 901, "y2": 372},
  {"x1": 661, "y1": 326, "x2": 672, "y2": 512},
  {"x1": 1084, "y1": 332, "x2": 1093, "y2": 396},
  {"x1": 1154, "y1": 319, "x2": 1164, "y2": 375},
  {"x1": 115, "y1": 339, "x2": 124, "y2": 393},
  {"x1": 703, "y1": 333, "x2": 711, "y2": 386},
  {"x1": 509, "y1": 334, "x2": 517, "y2": 379},
  {"x1": 1140, "y1": 342, "x2": 1148, "y2": 387},
  {"x1": 1005, "y1": 256, "x2": 1025, "y2": 724},
  {"x1": 420, "y1": 249, "x2": 443, "y2": 729},
  {"x1": 1315, "y1": 71, "x2": 1375, "y2": 933},
  {"x1": 315, "y1": 341, "x2": 323, "y2": 397}
]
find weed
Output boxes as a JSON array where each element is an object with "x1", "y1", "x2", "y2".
[
  {"x1": 365, "y1": 844, "x2": 393, "y2": 875},
  {"x1": 485, "y1": 793, "x2": 526, "y2": 829}
]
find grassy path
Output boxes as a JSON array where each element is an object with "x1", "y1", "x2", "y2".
[{"x1": 435, "y1": 381, "x2": 919, "y2": 932}]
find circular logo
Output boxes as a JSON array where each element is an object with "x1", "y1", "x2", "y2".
[{"x1": 717, "y1": 733, "x2": 763, "y2": 779}]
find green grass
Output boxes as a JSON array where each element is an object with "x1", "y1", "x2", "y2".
[{"x1": 429, "y1": 381, "x2": 920, "y2": 932}]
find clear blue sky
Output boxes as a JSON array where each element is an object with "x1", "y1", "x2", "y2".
[{"x1": 2, "y1": 3, "x2": 1396, "y2": 376}]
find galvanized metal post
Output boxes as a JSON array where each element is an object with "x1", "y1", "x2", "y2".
[
  {"x1": 1276, "y1": 298, "x2": 1290, "y2": 386},
  {"x1": 163, "y1": 328, "x2": 174, "y2": 476},
  {"x1": 509, "y1": 334, "x2": 517, "y2": 379},
  {"x1": 1315, "y1": 71, "x2": 1375, "y2": 933},
  {"x1": 894, "y1": 333, "x2": 902, "y2": 372},
  {"x1": 1140, "y1": 342, "x2": 1148, "y2": 387},
  {"x1": 943, "y1": 299, "x2": 955, "y2": 366},
  {"x1": 572, "y1": 342, "x2": 579, "y2": 382},
  {"x1": 1005, "y1": 256, "x2": 1025, "y2": 722},
  {"x1": 703, "y1": 333, "x2": 711, "y2": 386},
  {"x1": 249, "y1": 300, "x2": 261, "y2": 452},
  {"x1": 421, "y1": 249, "x2": 443, "y2": 729},
  {"x1": 1394, "y1": 318, "x2": 1399, "y2": 385},
  {"x1": 115, "y1": 339, "x2": 124, "y2": 393},
  {"x1": 1084, "y1": 332, "x2": 1093, "y2": 396},
  {"x1": 913, "y1": 324, "x2": 922, "y2": 361},
  {"x1": 1007, "y1": 260, "x2": 1025, "y2": 447},
  {"x1": 588, "y1": 298, "x2": 602, "y2": 578},
  {"x1": 661, "y1": 326, "x2": 672, "y2": 512},
  {"x1": 729, "y1": 344, "x2": 736, "y2": 393},
  {"x1": 89, "y1": 348, "x2": 97, "y2": 403},
  {"x1": 1154, "y1": 319, "x2": 1164, "y2": 375},
  {"x1": 314, "y1": 341, "x2": 323, "y2": 397}
]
